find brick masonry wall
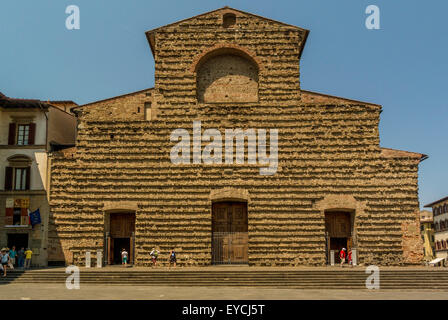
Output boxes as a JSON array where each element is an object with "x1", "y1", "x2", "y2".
[{"x1": 48, "y1": 8, "x2": 423, "y2": 266}]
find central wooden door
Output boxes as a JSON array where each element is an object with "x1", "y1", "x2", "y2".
[
  {"x1": 212, "y1": 202, "x2": 248, "y2": 264},
  {"x1": 325, "y1": 211, "x2": 352, "y2": 264},
  {"x1": 108, "y1": 213, "x2": 135, "y2": 264}
]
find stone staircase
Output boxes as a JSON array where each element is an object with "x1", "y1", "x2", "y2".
[{"x1": 1, "y1": 268, "x2": 448, "y2": 289}]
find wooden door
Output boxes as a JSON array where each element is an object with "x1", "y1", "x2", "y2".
[
  {"x1": 347, "y1": 237, "x2": 353, "y2": 252},
  {"x1": 109, "y1": 213, "x2": 135, "y2": 264},
  {"x1": 213, "y1": 204, "x2": 230, "y2": 233},
  {"x1": 231, "y1": 204, "x2": 247, "y2": 232},
  {"x1": 212, "y1": 202, "x2": 248, "y2": 264},
  {"x1": 108, "y1": 237, "x2": 114, "y2": 265},
  {"x1": 325, "y1": 212, "x2": 352, "y2": 264},
  {"x1": 229, "y1": 204, "x2": 247, "y2": 262},
  {"x1": 110, "y1": 213, "x2": 135, "y2": 238},
  {"x1": 212, "y1": 202, "x2": 248, "y2": 233},
  {"x1": 129, "y1": 233, "x2": 134, "y2": 265},
  {"x1": 325, "y1": 212, "x2": 351, "y2": 238},
  {"x1": 230, "y1": 233, "x2": 248, "y2": 262},
  {"x1": 222, "y1": 236, "x2": 231, "y2": 262}
]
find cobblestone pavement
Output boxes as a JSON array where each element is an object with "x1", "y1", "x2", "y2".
[{"x1": 1, "y1": 284, "x2": 448, "y2": 300}]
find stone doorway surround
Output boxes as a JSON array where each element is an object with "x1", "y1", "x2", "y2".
[
  {"x1": 209, "y1": 188, "x2": 250, "y2": 265},
  {"x1": 315, "y1": 194, "x2": 367, "y2": 264},
  {"x1": 103, "y1": 201, "x2": 138, "y2": 266}
]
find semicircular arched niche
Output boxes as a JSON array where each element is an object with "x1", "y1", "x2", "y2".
[{"x1": 196, "y1": 51, "x2": 259, "y2": 103}]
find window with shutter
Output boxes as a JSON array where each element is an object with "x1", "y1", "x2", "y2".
[
  {"x1": 8, "y1": 123, "x2": 16, "y2": 145},
  {"x1": 6, "y1": 155, "x2": 32, "y2": 191},
  {"x1": 25, "y1": 167, "x2": 30, "y2": 190},
  {"x1": 4, "y1": 166, "x2": 13, "y2": 190},
  {"x1": 5, "y1": 208, "x2": 13, "y2": 225},
  {"x1": 28, "y1": 123, "x2": 36, "y2": 145}
]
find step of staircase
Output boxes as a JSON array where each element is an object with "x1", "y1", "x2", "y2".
[{"x1": 2, "y1": 269, "x2": 448, "y2": 290}]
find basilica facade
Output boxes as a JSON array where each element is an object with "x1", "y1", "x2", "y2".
[{"x1": 48, "y1": 7, "x2": 425, "y2": 266}]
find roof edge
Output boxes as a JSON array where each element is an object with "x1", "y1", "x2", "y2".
[
  {"x1": 72, "y1": 87, "x2": 154, "y2": 111},
  {"x1": 298, "y1": 29, "x2": 309, "y2": 60},
  {"x1": 301, "y1": 90, "x2": 382, "y2": 107},
  {"x1": 424, "y1": 196, "x2": 448, "y2": 208},
  {"x1": 145, "y1": 6, "x2": 306, "y2": 34},
  {"x1": 380, "y1": 147, "x2": 428, "y2": 162},
  {"x1": 0, "y1": 94, "x2": 52, "y2": 110}
]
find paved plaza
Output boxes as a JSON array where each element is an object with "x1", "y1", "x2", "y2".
[
  {"x1": 1, "y1": 265, "x2": 447, "y2": 300},
  {"x1": 0, "y1": 283, "x2": 447, "y2": 300}
]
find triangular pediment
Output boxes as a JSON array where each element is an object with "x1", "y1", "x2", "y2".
[
  {"x1": 146, "y1": 7, "x2": 306, "y2": 32},
  {"x1": 145, "y1": 7, "x2": 309, "y2": 57}
]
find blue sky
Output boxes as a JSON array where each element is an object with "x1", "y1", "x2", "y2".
[{"x1": 0, "y1": 0, "x2": 446, "y2": 208}]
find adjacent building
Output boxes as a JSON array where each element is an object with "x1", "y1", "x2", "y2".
[
  {"x1": 420, "y1": 210, "x2": 435, "y2": 261},
  {"x1": 48, "y1": 7, "x2": 426, "y2": 267},
  {"x1": 425, "y1": 197, "x2": 448, "y2": 261},
  {"x1": 0, "y1": 92, "x2": 77, "y2": 266}
]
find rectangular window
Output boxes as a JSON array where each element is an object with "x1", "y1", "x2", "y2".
[
  {"x1": 144, "y1": 102, "x2": 152, "y2": 121},
  {"x1": 13, "y1": 208, "x2": 22, "y2": 225},
  {"x1": 17, "y1": 124, "x2": 30, "y2": 145},
  {"x1": 14, "y1": 167, "x2": 29, "y2": 190}
]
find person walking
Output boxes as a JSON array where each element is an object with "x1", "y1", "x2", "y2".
[
  {"x1": 24, "y1": 248, "x2": 33, "y2": 269},
  {"x1": 169, "y1": 249, "x2": 177, "y2": 268},
  {"x1": 121, "y1": 248, "x2": 128, "y2": 266},
  {"x1": 339, "y1": 248, "x2": 346, "y2": 267},
  {"x1": 1, "y1": 249, "x2": 10, "y2": 277},
  {"x1": 150, "y1": 248, "x2": 159, "y2": 267},
  {"x1": 17, "y1": 247, "x2": 25, "y2": 268},
  {"x1": 9, "y1": 246, "x2": 17, "y2": 269},
  {"x1": 348, "y1": 249, "x2": 353, "y2": 267}
]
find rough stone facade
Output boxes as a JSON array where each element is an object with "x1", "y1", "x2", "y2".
[{"x1": 48, "y1": 7, "x2": 425, "y2": 266}]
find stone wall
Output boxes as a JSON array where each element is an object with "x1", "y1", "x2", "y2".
[
  {"x1": 48, "y1": 8, "x2": 424, "y2": 266},
  {"x1": 49, "y1": 99, "x2": 423, "y2": 266},
  {"x1": 151, "y1": 8, "x2": 306, "y2": 107},
  {"x1": 196, "y1": 54, "x2": 259, "y2": 103}
]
